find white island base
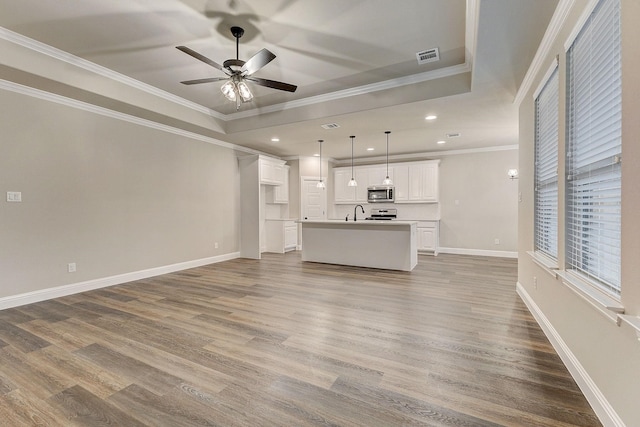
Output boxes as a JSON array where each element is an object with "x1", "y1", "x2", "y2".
[{"x1": 299, "y1": 220, "x2": 418, "y2": 271}]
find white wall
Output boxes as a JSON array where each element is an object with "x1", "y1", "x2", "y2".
[
  {"x1": 0, "y1": 86, "x2": 240, "y2": 301},
  {"x1": 517, "y1": 1, "x2": 640, "y2": 425}
]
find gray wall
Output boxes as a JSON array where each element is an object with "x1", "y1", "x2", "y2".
[
  {"x1": 0, "y1": 87, "x2": 240, "y2": 299},
  {"x1": 438, "y1": 149, "x2": 518, "y2": 253}
]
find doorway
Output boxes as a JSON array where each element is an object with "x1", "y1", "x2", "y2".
[{"x1": 300, "y1": 176, "x2": 327, "y2": 221}]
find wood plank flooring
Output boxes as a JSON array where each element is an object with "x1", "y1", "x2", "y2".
[{"x1": 0, "y1": 253, "x2": 601, "y2": 426}]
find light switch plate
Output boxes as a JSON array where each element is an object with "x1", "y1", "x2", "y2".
[{"x1": 7, "y1": 192, "x2": 22, "y2": 202}]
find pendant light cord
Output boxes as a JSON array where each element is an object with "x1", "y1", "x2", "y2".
[
  {"x1": 385, "y1": 131, "x2": 390, "y2": 178},
  {"x1": 319, "y1": 139, "x2": 323, "y2": 179},
  {"x1": 351, "y1": 136, "x2": 355, "y2": 179}
]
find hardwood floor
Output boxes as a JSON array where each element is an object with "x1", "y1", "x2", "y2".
[{"x1": 0, "y1": 253, "x2": 601, "y2": 426}]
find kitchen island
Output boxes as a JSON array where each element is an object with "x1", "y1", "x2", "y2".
[{"x1": 298, "y1": 220, "x2": 418, "y2": 271}]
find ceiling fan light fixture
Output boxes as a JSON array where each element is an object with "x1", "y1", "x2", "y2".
[
  {"x1": 236, "y1": 80, "x2": 253, "y2": 101},
  {"x1": 177, "y1": 26, "x2": 296, "y2": 110},
  {"x1": 220, "y1": 80, "x2": 236, "y2": 101}
]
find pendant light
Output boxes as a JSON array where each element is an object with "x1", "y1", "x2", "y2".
[
  {"x1": 347, "y1": 135, "x2": 357, "y2": 187},
  {"x1": 316, "y1": 139, "x2": 326, "y2": 189},
  {"x1": 383, "y1": 131, "x2": 393, "y2": 185}
]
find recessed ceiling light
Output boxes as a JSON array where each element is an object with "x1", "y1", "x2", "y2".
[
  {"x1": 313, "y1": 153, "x2": 320, "y2": 157},
  {"x1": 437, "y1": 140, "x2": 446, "y2": 144},
  {"x1": 367, "y1": 147, "x2": 374, "y2": 151},
  {"x1": 271, "y1": 137, "x2": 280, "y2": 142},
  {"x1": 425, "y1": 115, "x2": 437, "y2": 120}
]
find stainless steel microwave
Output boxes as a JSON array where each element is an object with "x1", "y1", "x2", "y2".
[{"x1": 367, "y1": 186, "x2": 394, "y2": 203}]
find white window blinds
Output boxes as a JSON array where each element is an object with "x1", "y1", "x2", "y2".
[
  {"x1": 566, "y1": 0, "x2": 621, "y2": 295},
  {"x1": 534, "y1": 65, "x2": 559, "y2": 259}
]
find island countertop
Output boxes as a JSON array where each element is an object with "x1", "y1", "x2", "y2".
[{"x1": 297, "y1": 220, "x2": 418, "y2": 226}]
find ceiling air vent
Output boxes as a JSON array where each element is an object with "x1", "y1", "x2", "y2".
[
  {"x1": 321, "y1": 123, "x2": 340, "y2": 129},
  {"x1": 416, "y1": 48, "x2": 440, "y2": 65},
  {"x1": 446, "y1": 132, "x2": 461, "y2": 138}
]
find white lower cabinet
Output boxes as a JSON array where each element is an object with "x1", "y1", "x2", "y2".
[
  {"x1": 416, "y1": 221, "x2": 439, "y2": 255},
  {"x1": 265, "y1": 220, "x2": 298, "y2": 253}
]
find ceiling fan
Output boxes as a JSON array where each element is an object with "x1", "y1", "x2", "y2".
[{"x1": 176, "y1": 26, "x2": 297, "y2": 109}]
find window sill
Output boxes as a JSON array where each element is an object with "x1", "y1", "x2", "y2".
[
  {"x1": 527, "y1": 251, "x2": 559, "y2": 278},
  {"x1": 556, "y1": 270, "x2": 624, "y2": 323}
]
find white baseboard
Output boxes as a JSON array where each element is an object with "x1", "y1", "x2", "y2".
[
  {"x1": 0, "y1": 252, "x2": 240, "y2": 310},
  {"x1": 516, "y1": 282, "x2": 624, "y2": 427},
  {"x1": 438, "y1": 246, "x2": 518, "y2": 258}
]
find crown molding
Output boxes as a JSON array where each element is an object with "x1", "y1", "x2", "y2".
[
  {"x1": 0, "y1": 79, "x2": 271, "y2": 157},
  {"x1": 332, "y1": 144, "x2": 518, "y2": 166},
  {"x1": 0, "y1": 26, "x2": 224, "y2": 120},
  {"x1": 226, "y1": 62, "x2": 472, "y2": 120}
]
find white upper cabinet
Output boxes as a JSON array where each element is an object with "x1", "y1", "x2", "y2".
[
  {"x1": 268, "y1": 165, "x2": 290, "y2": 204},
  {"x1": 334, "y1": 160, "x2": 439, "y2": 204},
  {"x1": 260, "y1": 157, "x2": 285, "y2": 185},
  {"x1": 392, "y1": 165, "x2": 409, "y2": 202},
  {"x1": 404, "y1": 162, "x2": 439, "y2": 203},
  {"x1": 367, "y1": 165, "x2": 389, "y2": 187},
  {"x1": 334, "y1": 168, "x2": 356, "y2": 203},
  {"x1": 355, "y1": 168, "x2": 369, "y2": 202}
]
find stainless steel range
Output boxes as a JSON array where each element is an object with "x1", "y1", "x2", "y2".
[{"x1": 365, "y1": 208, "x2": 397, "y2": 220}]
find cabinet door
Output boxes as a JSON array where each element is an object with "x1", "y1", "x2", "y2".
[
  {"x1": 408, "y1": 164, "x2": 427, "y2": 201},
  {"x1": 260, "y1": 160, "x2": 274, "y2": 184},
  {"x1": 417, "y1": 227, "x2": 435, "y2": 251},
  {"x1": 284, "y1": 224, "x2": 297, "y2": 250},
  {"x1": 354, "y1": 168, "x2": 369, "y2": 202},
  {"x1": 273, "y1": 163, "x2": 285, "y2": 185},
  {"x1": 393, "y1": 165, "x2": 409, "y2": 201},
  {"x1": 422, "y1": 163, "x2": 438, "y2": 202},
  {"x1": 367, "y1": 166, "x2": 388, "y2": 187},
  {"x1": 260, "y1": 159, "x2": 286, "y2": 185},
  {"x1": 407, "y1": 163, "x2": 439, "y2": 202},
  {"x1": 334, "y1": 169, "x2": 356, "y2": 203},
  {"x1": 273, "y1": 166, "x2": 289, "y2": 203}
]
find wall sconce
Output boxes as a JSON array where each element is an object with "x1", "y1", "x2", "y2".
[{"x1": 507, "y1": 169, "x2": 519, "y2": 180}]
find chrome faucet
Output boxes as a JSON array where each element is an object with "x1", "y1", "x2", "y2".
[{"x1": 354, "y1": 204, "x2": 365, "y2": 221}]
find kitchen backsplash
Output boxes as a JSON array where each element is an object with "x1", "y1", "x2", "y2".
[{"x1": 331, "y1": 202, "x2": 440, "y2": 221}]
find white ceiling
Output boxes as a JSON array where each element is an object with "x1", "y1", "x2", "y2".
[{"x1": 0, "y1": 0, "x2": 559, "y2": 161}]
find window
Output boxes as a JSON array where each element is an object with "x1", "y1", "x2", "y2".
[
  {"x1": 566, "y1": 0, "x2": 621, "y2": 296},
  {"x1": 534, "y1": 64, "x2": 559, "y2": 259}
]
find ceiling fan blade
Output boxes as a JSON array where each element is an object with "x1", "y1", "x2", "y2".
[
  {"x1": 180, "y1": 77, "x2": 228, "y2": 85},
  {"x1": 241, "y1": 49, "x2": 276, "y2": 76},
  {"x1": 246, "y1": 76, "x2": 297, "y2": 92},
  {"x1": 176, "y1": 46, "x2": 231, "y2": 75}
]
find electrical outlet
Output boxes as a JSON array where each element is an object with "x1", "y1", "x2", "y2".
[
  {"x1": 68, "y1": 263, "x2": 76, "y2": 273},
  {"x1": 6, "y1": 191, "x2": 22, "y2": 202},
  {"x1": 494, "y1": 238, "x2": 500, "y2": 245},
  {"x1": 533, "y1": 276, "x2": 537, "y2": 289},
  {"x1": 214, "y1": 242, "x2": 219, "y2": 249}
]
